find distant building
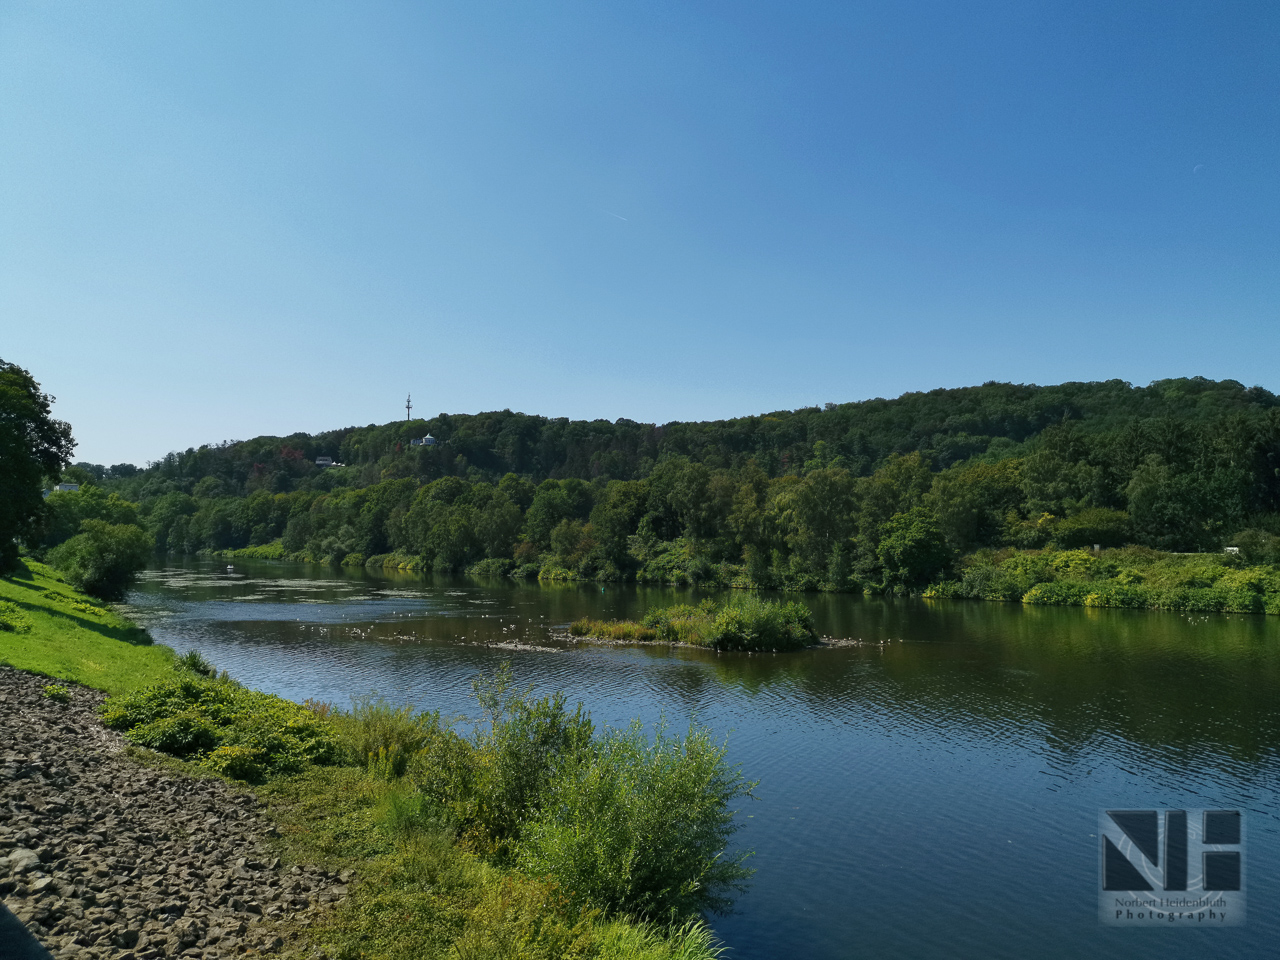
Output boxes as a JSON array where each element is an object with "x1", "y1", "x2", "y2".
[
  {"x1": 42, "y1": 483, "x2": 80, "y2": 498},
  {"x1": 409, "y1": 435, "x2": 437, "y2": 447},
  {"x1": 1225, "y1": 546, "x2": 1241, "y2": 556},
  {"x1": 315, "y1": 457, "x2": 335, "y2": 467}
]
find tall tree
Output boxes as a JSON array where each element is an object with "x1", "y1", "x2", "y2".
[{"x1": 0, "y1": 359, "x2": 75, "y2": 571}]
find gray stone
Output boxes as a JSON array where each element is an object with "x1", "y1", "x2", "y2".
[{"x1": 5, "y1": 847, "x2": 42, "y2": 873}]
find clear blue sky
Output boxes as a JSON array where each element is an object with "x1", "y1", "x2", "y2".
[{"x1": 2, "y1": 1, "x2": 1276, "y2": 466}]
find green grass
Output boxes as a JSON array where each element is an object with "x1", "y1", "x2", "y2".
[
  {"x1": 256, "y1": 768, "x2": 725, "y2": 960},
  {"x1": 0, "y1": 558, "x2": 175, "y2": 694},
  {"x1": 568, "y1": 619, "x2": 660, "y2": 643}
]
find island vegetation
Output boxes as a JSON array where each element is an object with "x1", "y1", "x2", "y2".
[{"x1": 569, "y1": 595, "x2": 817, "y2": 651}]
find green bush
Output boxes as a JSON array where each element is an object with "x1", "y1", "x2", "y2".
[
  {"x1": 332, "y1": 696, "x2": 445, "y2": 777},
  {"x1": 1052, "y1": 507, "x2": 1132, "y2": 549},
  {"x1": 467, "y1": 557, "x2": 515, "y2": 578},
  {"x1": 47, "y1": 519, "x2": 154, "y2": 600},
  {"x1": 375, "y1": 783, "x2": 454, "y2": 840},
  {"x1": 710, "y1": 595, "x2": 814, "y2": 651},
  {"x1": 1021, "y1": 581, "x2": 1092, "y2": 606},
  {"x1": 641, "y1": 603, "x2": 710, "y2": 644},
  {"x1": 202, "y1": 743, "x2": 267, "y2": 781},
  {"x1": 518, "y1": 719, "x2": 755, "y2": 921},
  {"x1": 0, "y1": 599, "x2": 33, "y2": 632},
  {"x1": 174, "y1": 649, "x2": 216, "y2": 677},
  {"x1": 464, "y1": 666, "x2": 595, "y2": 858},
  {"x1": 102, "y1": 674, "x2": 339, "y2": 778},
  {"x1": 1083, "y1": 585, "x2": 1151, "y2": 608},
  {"x1": 126, "y1": 708, "x2": 222, "y2": 756},
  {"x1": 1229, "y1": 529, "x2": 1280, "y2": 565},
  {"x1": 42, "y1": 683, "x2": 71, "y2": 703},
  {"x1": 639, "y1": 596, "x2": 816, "y2": 651}
]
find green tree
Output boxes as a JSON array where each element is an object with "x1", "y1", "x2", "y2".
[
  {"x1": 773, "y1": 467, "x2": 856, "y2": 580},
  {"x1": 36, "y1": 487, "x2": 140, "y2": 552},
  {"x1": 927, "y1": 459, "x2": 1023, "y2": 552},
  {"x1": 877, "y1": 507, "x2": 953, "y2": 588},
  {"x1": 47, "y1": 520, "x2": 154, "y2": 600},
  {"x1": 0, "y1": 359, "x2": 75, "y2": 571}
]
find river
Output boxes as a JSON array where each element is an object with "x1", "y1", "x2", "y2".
[{"x1": 125, "y1": 558, "x2": 1280, "y2": 960}]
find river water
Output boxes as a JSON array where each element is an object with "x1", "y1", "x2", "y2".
[{"x1": 125, "y1": 559, "x2": 1280, "y2": 960}]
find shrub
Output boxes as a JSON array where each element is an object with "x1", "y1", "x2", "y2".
[
  {"x1": 42, "y1": 683, "x2": 71, "y2": 703},
  {"x1": 47, "y1": 520, "x2": 154, "y2": 600},
  {"x1": 174, "y1": 649, "x2": 216, "y2": 677},
  {"x1": 1082, "y1": 585, "x2": 1151, "y2": 608},
  {"x1": 1229, "y1": 529, "x2": 1280, "y2": 566},
  {"x1": 921, "y1": 580, "x2": 962, "y2": 599},
  {"x1": 518, "y1": 718, "x2": 755, "y2": 921},
  {"x1": 463, "y1": 666, "x2": 595, "y2": 858},
  {"x1": 126, "y1": 708, "x2": 222, "y2": 756},
  {"x1": 375, "y1": 784, "x2": 454, "y2": 840},
  {"x1": 102, "y1": 674, "x2": 340, "y2": 777},
  {"x1": 332, "y1": 696, "x2": 444, "y2": 777},
  {"x1": 1052, "y1": 507, "x2": 1132, "y2": 549},
  {"x1": 0, "y1": 600, "x2": 33, "y2": 632},
  {"x1": 997, "y1": 552, "x2": 1056, "y2": 594},
  {"x1": 202, "y1": 744, "x2": 266, "y2": 781},
  {"x1": 638, "y1": 596, "x2": 816, "y2": 651},
  {"x1": 641, "y1": 604, "x2": 710, "y2": 644},
  {"x1": 960, "y1": 563, "x2": 1025, "y2": 600},
  {"x1": 709, "y1": 595, "x2": 814, "y2": 652},
  {"x1": 1159, "y1": 587, "x2": 1229, "y2": 612},
  {"x1": 1021, "y1": 581, "x2": 1092, "y2": 606},
  {"x1": 1048, "y1": 550, "x2": 1106, "y2": 580},
  {"x1": 467, "y1": 557, "x2": 514, "y2": 578}
]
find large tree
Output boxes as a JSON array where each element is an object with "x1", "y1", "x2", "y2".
[{"x1": 0, "y1": 359, "x2": 75, "y2": 571}]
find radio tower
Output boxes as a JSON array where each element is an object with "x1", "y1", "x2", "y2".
[{"x1": 405, "y1": 394, "x2": 412, "y2": 421}]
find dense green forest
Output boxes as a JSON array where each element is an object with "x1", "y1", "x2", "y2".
[{"x1": 49, "y1": 377, "x2": 1280, "y2": 593}]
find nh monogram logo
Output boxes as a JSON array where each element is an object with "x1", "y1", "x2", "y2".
[
  {"x1": 1102, "y1": 809, "x2": 1240, "y2": 891},
  {"x1": 1098, "y1": 808, "x2": 1245, "y2": 926}
]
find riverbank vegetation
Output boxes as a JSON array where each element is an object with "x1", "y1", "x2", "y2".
[
  {"x1": 929, "y1": 546, "x2": 1280, "y2": 614},
  {"x1": 102, "y1": 667, "x2": 751, "y2": 958},
  {"x1": 1, "y1": 557, "x2": 746, "y2": 958},
  {"x1": 570, "y1": 595, "x2": 817, "y2": 651}
]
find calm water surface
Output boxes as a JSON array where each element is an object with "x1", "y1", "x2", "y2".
[{"x1": 126, "y1": 559, "x2": 1280, "y2": 960}]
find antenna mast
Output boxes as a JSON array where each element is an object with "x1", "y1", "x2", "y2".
[{"x1": 406, "y1": 393, "x2": 412, "y2": 421}]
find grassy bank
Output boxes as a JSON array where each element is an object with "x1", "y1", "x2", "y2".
[
  {"x1": 1, "y1": 561, "x2": 738, "y2": 959},
  {"x1": 0, "y1": 558, "x2": 174, "y2": 694},
  {"x1": 102, "y1": 674, "x2": 742, "y2": 960}
]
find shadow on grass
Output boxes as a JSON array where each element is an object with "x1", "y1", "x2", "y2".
[
  {"x1": 3, "y1": 569, "x2": 44, "y2": 589},
  {"x1": 5, "y1": 595, "x2": 156, "y2": 647}
]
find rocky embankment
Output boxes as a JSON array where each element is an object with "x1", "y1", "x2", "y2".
[{"x1": 0, "y1": 666, "x2": 344, "y2": 959}]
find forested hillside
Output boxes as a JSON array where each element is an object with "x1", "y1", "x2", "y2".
[{"x1": 56, "y1": 377, "x2": 1280, "y2": 589}]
